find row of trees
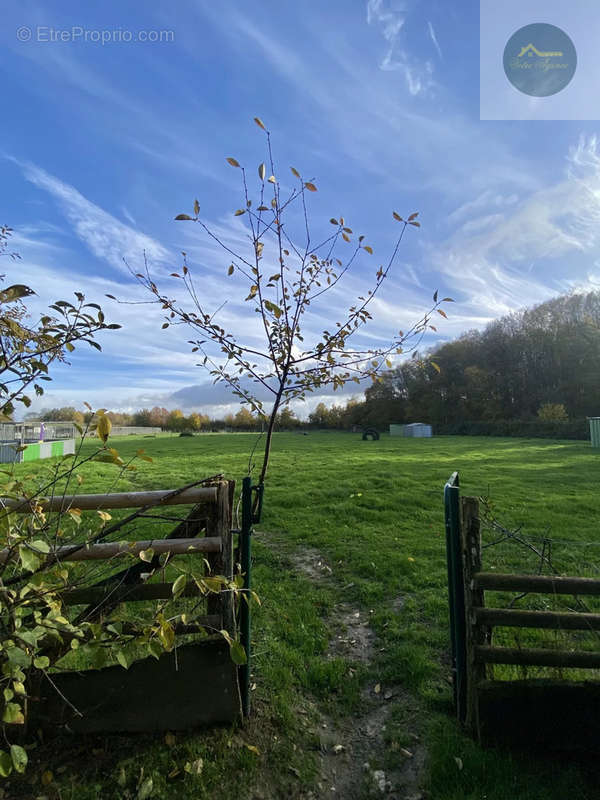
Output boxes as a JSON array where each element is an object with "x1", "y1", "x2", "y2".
[
  {"x1": 305, "y1": 290, "x2": 600, "y2": 430},
  {"x1": 304, "y1": 292, "x2": 600, "y2": 430},
  {"x1": 30, "y1": 289, "x2": 600, "y2": 434},
  {"x1": 31, "y1": 402, "x2": 354, "y2": 431},
  {"x1": 385, "y1": 290, "x2": 600, "y2": 426},
  {"x1": 30, "y1": 405, "x2": 283, "y2": 432}
]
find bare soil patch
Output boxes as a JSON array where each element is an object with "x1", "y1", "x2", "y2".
[{"x1": 259, "y1": 536, "x2": 427, "y2": 799}]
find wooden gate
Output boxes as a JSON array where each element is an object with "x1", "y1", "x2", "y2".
[
  {"x1": 445, "y1": 473, "x2": 600, "y2": 749},
  {"x1": 10, "y1": 478, "x2": 245, "y2": 734}
]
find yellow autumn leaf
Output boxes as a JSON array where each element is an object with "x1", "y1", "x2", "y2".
[
  {"x1": 96, "y1": 414, "x2": 111, "y2": 443},
  {"x1": 42, "y1": 769, "x2": 54, "y2": 786}
]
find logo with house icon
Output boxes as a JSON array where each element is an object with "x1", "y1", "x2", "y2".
[
  {"x1": 503, "y1": 23, "x2": 576, "y2": 97},
  {"x1": 516, "y1": 44, "x2": 564, "y2": 58}
]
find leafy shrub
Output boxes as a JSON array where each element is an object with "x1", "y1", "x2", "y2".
[{"x1": 537, "y1": 403, "x2": 568, "y2": 421}]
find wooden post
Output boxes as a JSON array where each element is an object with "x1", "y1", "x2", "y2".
[
  {"x1": 206, "y1": 480, "x2": 234, "y2": 634},
  {"x1": 461, "y1": 496, "x2": 487, "y2": 738}
]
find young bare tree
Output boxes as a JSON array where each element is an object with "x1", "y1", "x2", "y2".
[{"x1": 129, "y1": 118, "x2": 452, "y2": 484}]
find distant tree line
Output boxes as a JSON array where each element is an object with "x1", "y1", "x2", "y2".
[
  {"x1": 303, "y1": 290, "x2": 600, "y2": 435},
  {"x1": 306, "y1": 291, "x2": 600, "y2": 433},
  {"x1": 25, "y1": 291, "x2": 600, "y2": 437},
  {"x1": 25, "y1": 405, "x2": 297, "y2": 433},
  {"x1": 306, "y1": 290, "x2": 600, "y2": 434}
]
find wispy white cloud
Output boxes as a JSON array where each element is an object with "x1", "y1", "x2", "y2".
[
  {"x1": 120, "y1": 207, "x2": 137, "y2": 227},
  {"x1": 366, "y1": 0, "x2": 434, "y2": 95},
  {"x1": 13, "y1": 160, "x2": 169, "y2": 275},
  {"x1": 447, "y1": 191, "x2": 519, "y2": 226},
  {"x1": 202, "y1": 1, "x2": 537, "y2": 203},
  {"x1": 427, "y1": 21, "x2": 442, "y2": 60},
  {"x1": 430, "y1": 136, "x2": 600, "y2": 319},
  {"x1": 7, "y1": 36, "x2": 229, "y2": 186}
]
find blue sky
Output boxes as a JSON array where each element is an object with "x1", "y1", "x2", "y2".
[{"x1": 2, "y1": 0, "x2": 600, "y2": 418}]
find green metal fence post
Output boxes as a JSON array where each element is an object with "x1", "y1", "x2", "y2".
[
  {"x1": 444, "y1": 472, "x2": 467, "y2": 723},
  {"x1": 589, "y1": 417, "x2": 600, "y2": 448},
  {"x1": 239, "y1": 479, "x2": 264, "y2": 718}
]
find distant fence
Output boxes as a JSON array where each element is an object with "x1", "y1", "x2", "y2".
[
  {"x1": 436, "y1": 419, "x2": 588, "y2": 439},
  {"x1": 444, "y1": 472, "x2": 600, "y2": 750},
  {"x1": 90, "y1": 426, "x2": 162, "y2": 437},
  {"x1": 0, "y1": 421, "x2": 76, "y2": 463},
  {"x1": 0, "y1": 421, "x2": 76, "y2": 443}
]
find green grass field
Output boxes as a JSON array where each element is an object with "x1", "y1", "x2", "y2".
[{"x1": 7, "y1": 433, "x2": 600, "y2": 799}]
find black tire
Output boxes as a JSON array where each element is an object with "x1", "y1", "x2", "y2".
[{"x1": 362, "y1": 428, "x2": 380, "y2": 441}]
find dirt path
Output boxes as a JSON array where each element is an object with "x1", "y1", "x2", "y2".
[{"x1": 260, "y1": 537, "x2": 427, "y2": 799}]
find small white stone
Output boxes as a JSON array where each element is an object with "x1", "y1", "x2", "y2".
[{"x1": 373, "y1": 769, "x2": 387, "y2": 793}]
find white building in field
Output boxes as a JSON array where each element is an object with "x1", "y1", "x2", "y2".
[{"x1": 390, "y1": 422, "x2": 432, "y2": 438}]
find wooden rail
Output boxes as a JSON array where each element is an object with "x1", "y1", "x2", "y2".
[
  {"x1": 471, "y1": 565, "x2": 600, "y2": 673},
  {"x1": 474, "y1": 607, "x2": 600, "y2": 631},
  {"x1": 474, "y1": 572, "x2": 600, "y2": 596},
  {"x1": 0, "y1": 487, "x2": 217, "y2": 513},
  {"x1": 475, "y1": 645, "x2": 600, "y2": 669},
  {"x1": 62, "y1": 580, "x2": 207, "y2": 606},
  {"x1": 0, "y1": 536, "x2": 221, "y2": 565}
]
